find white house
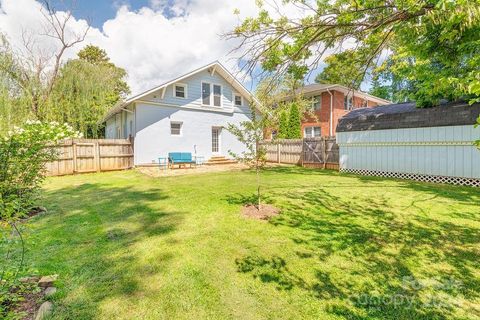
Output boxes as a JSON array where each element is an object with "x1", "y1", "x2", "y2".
[{"x1": 103, "y1": 62, "x2": 258, "y2": 166}]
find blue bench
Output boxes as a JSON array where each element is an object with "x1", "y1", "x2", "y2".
[{"x1": 168, "y1": 152, "x2": 196, "y2": 169}]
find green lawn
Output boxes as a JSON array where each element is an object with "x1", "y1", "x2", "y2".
[{"x1": 8, "y1": 167, "x2": 480, "y2": 319}]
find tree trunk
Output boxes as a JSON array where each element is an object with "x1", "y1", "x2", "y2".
[{"x1": 256, "y1": 164, "x2": 261, "y2": 210}]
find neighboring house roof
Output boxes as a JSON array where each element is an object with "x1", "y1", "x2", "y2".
[
  {"x1": 291, "y1": 83, "x2": 391, "y2": 105},
  {"x1": 102, "y1": 61, "x2": 259, "y2": 121},
  {"x1": 337, "y1": 101, "x2": 480, "y2": 132}
]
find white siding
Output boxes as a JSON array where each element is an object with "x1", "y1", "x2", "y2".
[
  {"x1": 105, "y1": 117, "x2": 116, "y2": 139},
  {"x1": 105, "y1": 67, "x2": 254, "y2": 163},
  {"x1": 134, "y1": 103, "x2": 252, "y2": 165},
  {"x1": 140, "y1": 69, "x2": 250, "y2": 111},
  {"x1": 337, "y1": 125, "x2": 480, "y2": 179},
  {"x1": 105, "y1": 108, "x2": 135, "y2": 139}
]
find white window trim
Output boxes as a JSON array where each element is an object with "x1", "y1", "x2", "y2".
[
  {"x1": 173, "y1": 83, "x2": 187, "y2": 99},
  {"x1": 234, "y1": 93, "x2": 243, "y2": 107},
  {"x1": 201, "y1": 82, "x2": 223, "y2": 108},
  {"x1": 201, "y1": 81, "x2": 212, "y2": 106},
  {"x1": 170, "y1": 121, "x2": 183, "y2": 136},
  {"x1": 212, "y1": 83, "x2": 223, "y2": 108}
]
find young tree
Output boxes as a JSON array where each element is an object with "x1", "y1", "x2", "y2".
[
  {"x1": 226, "y1": 107, "x2": 267, "y2": 209},
  {"x1": 228, "y1": 0, "x2": 480, "y2": 107},
  {"x1": 287, "y1": 103, "x2": 302, "y2": 139}
]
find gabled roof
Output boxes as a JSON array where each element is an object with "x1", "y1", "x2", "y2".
[
  {"x1": 293, "y1": 83, "x2": 391, "y2": 105},
  {"x1": 337, "y1": 101, "x2": 480, "y2": 132},
  {"x1": 103, "y1": 61, "x2": 259, "y2": 121}
]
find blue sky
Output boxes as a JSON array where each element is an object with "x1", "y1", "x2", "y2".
[{"x1": 51, "y1": 1, "x2": 153, "y2": 28}]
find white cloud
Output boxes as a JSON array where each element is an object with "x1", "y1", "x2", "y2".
[
  {"x1": 0, "y1": 0, "x2": 345, "y2": 95},
  {"x1": 0, "y1": 0, "x2": 261, "y2": 95}
]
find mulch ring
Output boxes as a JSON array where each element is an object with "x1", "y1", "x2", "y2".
[{"x1": 241, "y1": 204, "x2": 280, "y2": 221}]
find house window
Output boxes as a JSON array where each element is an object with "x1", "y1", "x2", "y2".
[
  {"x1": 312, "y1": 95, "x2": 321, "y2": 110},
  {"x1": 213, "y1": 84, "x2": 222, "y2": 107},
  {"x1": 304, "y1": 126, "x2": 321, "y2": 138},
  {"x1": 202, "y1": 82, "x2": 211, "y2": 105},
  {"x1": 202, "y1": 82, "x2": 222, "y2": 107},
  {"x1": 174, "y1": 84, "x2": 187, "y2": 98},
  {"x1": 344, "y1": 96, "x2": 353, "y2": 110},
  {"x1": 234, "y1": 94, "x2": 242, "y2": 106},
  {"x1": 170, "y1": 122, "x2": 182, "y2": 136}
]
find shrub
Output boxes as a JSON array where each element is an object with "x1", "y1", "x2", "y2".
[
  {"x1": 0, "y1": 121, "x2": 80, "y2": 319},
  {"x1": 0, "y1": 121, "x2": 82, "y2": 222}
]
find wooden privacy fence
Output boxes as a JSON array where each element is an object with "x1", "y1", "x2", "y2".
[
  {"x1": 259, "y1": 137, "x2": 339, "y2": 170},
  {"x1": 260, "y1": 139, "x2": 303, "y2": 164},
  {"x1": 45, "y1": 139, "x2": 134, "y2": 176}
]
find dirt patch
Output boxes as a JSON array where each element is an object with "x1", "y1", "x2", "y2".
[
  {"x1": 26, "y1": 207, "x2": 47, "y2": 218},
  {"x1": 6, "y1": 277, "x2": 44, "y2": 320},
  {"x1": 137, "y1": 163, "x2": 248, "y2": 177},
  {"x1": 241, "y1": 204, "x2": 280, "y2": 221}
]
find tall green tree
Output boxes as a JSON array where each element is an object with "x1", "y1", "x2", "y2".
[
  {"x1": 287, "y1": 103, "x2": 302, "y2": 139},
  {"x1": 77, "y1": 45, "x2": 111, "y2": 65},
  {"x1": 277, "y1": 111, "x2": 289, "y2": 139},
  {"x1": 229, "y1": 0, "x2": 480, "y2": 107}
]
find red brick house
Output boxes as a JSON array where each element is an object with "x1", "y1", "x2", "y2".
[{"x1": 290, "y1": 84, "x2": 390, "y2": 137}]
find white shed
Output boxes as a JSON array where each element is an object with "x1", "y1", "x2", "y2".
[{"x1": 336, "y1": 102, "x2": 480, "y2": 186}]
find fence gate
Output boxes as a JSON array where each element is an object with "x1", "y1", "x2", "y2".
[
  {"x1": 302, "y1": 137, "x2": 339, "y2": 169},
  {"x1": 303, "y1": 138, "x2": 325, "y2": 164}
]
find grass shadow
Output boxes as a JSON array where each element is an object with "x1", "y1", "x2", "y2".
[
  {"x1": 235, "y1": 177, "x2": 480, "y2": 319},
  {"x1": 21, "y1": 180, "x2": 184, "y2": 319}
]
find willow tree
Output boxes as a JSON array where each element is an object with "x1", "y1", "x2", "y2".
[{"x1": 45, "y1": 46, "x2": 130, "y2": 137}]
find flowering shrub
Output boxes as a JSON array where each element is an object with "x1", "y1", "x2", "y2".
[{"x1": 0, "y1": 121, "x2": 82, "y2": 222}]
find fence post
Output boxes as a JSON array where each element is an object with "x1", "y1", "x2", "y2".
[
  {"x1": 301, "y1": 138, "x2": 305, "y2": 167},
  {"x1": 277, "y1": 142, "x2": 280, "y2": 163},
  {"x1": 322, "y1": 137, "x2": 327, "y2": 169},
  {"x1": 72, "y1": 140, "x2": 77, "y2": 173},
  {"x1": 95, "y1": 141, "x2": 101, "y2": 173}
]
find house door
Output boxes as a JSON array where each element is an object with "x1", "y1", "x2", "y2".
[{"x1": 212, "y1": 127, "x2": 221, "y2": 154}]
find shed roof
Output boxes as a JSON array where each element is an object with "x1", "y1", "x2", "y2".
[{"x1": 336, "y1": 101, "x2": 480, "y2": 132}]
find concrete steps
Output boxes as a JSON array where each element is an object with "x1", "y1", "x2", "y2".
[{"x1": 205, "y1": 156, "x2": 237, "y2": 165}]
